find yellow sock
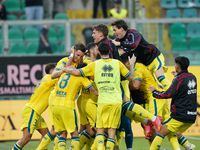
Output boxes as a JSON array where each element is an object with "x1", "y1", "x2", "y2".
[
  {"x1": 114, "y1": 135, "x2": 118, "y2": 149},
  {"x1": 96, "y1": 134, "x2": 104, "y2": 150},
  {"x1": 167, "y1": 133, "x2": 180, "y2": 150},
  {"x1": 158, "y1": 75, "x2": 171, "y2": 91},
  {"x1": 131, "y1": 113, "x2": 146, "y2": 123},
  {"x1": 12, "y1": 143, "x2": 22, "y2": 150},
  {"x1": 79, "y1": 130, "x2": 91, "y2": 150},
  {"x1": 58, "y1": 137, "x2": 66, "y2": 150},
  {"x1": 85, "y1": 136, "x2": 95, "y2": 150},
  {"x1": 106, "y1": 138, "x2": 115, "y2": 150},
  {"x1": 90, "y1": 136, "x2": 97, "y2": 150},
  {"x1": 150, "y1": 133, "x2": 164, "y2": 150},
  {"x1": 125, "y1": 103, "x2": 154, "y2": 121},
  {"x1": 71, "y1": 137, "x2": 80, "y2": 150},
  {"x1": 117, "y1": 130, "x2": 124, "y2": 148},
  {"x1": 178, "y1": 134, "x2": 191, "y2": 149},
  {"x1": 36, "y1": 131, "x2": 55, "y2": 150},
  {"x1": 90, "y1": 133, "x2": 107, "y2": 150},
  {"x1": 53, "y1": 133, "x2": 60, "y2": 150}
]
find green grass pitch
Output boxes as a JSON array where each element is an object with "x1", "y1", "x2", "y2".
[{"x1": 0, "y1": 136, "x2": 200, "y2": 150}]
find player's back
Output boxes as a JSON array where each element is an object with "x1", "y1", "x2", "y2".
[
  {"x1": 53, "y1": 73, "x2": 92, "y2": 109},
  {"x1": 94, "y1": 59, "x2": 123, "y2": 104},
  {"x1": 50, "y1": 56, "x2": 81, "y2": 99},
  {"x1": 26, "y1": 74, "x2": 57, "y2": 115},
  {"x1": 134, "y1": 62, "x2": 162, "y2": 101}
]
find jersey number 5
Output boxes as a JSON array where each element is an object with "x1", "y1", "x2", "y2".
[{"x1": 59, "y1": 74, "x2": 71, "y2": 89}]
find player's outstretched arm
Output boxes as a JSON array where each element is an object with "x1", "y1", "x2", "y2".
[
  {"x1": 62, "y1": 67, "x2": 81, "y2": 76},
  {"x1": 89, "y1": 86, "x2": 98, "y2": 96},
  {"x1": 51, "y1": 70, "x2": 63, "y2": 79}
]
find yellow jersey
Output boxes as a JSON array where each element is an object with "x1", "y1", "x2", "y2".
[
  {"x1": 26, "y1": 74, "x2": 57, "y2": 115},
  {"x1": 53, "y1": 73, "x2": 93, "y2": 109},
  {"x1": 109, "y1": 8, "x2": 127, "y2": 19},
  {"x1": 133, "y1": 62, "x2": 162, "y2": 102},
  {"x1": 81, "y1": 79, "x2": 98, "y2": 104},
  {"x1": 121, "y1": 80, "x2": 130, "y2": 99},
  {"x1": 51, "y1": 56, "x2": 81, "y2": 99},
  {"x1": 80, "y1": 56, "x2": 97, "y2": 103},
  {"x1": 80, "y1": 58, "x2": 130, "y2": 104},
  {"x1": 54, "y1": 57, "x2": 79, "y2": 71},
  {"x1": 83, "y1": 56, "x2": 92, "y2": 64}
]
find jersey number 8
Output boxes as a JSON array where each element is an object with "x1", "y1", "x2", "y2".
[{"x1": 59, "y1": 74, "x2": 71, "y2": 89}]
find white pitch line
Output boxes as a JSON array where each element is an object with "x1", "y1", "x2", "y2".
[{"x1": 185, "y1": 136, "x2": 200, "y2": 140}]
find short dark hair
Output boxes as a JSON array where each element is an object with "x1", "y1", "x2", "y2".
[
  {"x1": 86, "y1": 42, "x2": 97, "y2": 55},
  {"x1": 111, "y1": 19, "x2": 128, "y2": 31},
  {"x1": 120, "y1": 53, "x2": 129, "y2": 64},
  {"x1": 77, "y1": 63, "x2": 87, "y2": 69},
  {"x1": 175, "y1": 56, "x2": 190, "y2": 70},
  {"x1": 74, "y1": 43, "x2": 86, "y2": 53},
  {"x1": 98, "y1": 41, "x2": 110, "y2": 55},
  {"x1": 96, "y1": 53, "x2": 101, "y2": 60},
  {"x1": 45, "y1": 63, "x2": 56, "y2": 74},
  {"x1": 93, "y1": 24, "x2": 108, "y2": 37}
]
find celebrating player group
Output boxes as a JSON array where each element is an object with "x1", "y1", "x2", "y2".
[{"x1": 12, "y1": 20, "x2": 197, "y2": 150}]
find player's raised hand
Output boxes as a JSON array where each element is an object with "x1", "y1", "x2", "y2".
[
  {"x1": 70, "y1": 46, "x2": 75, "y2": 54},
  {"x1": 128, "y1": 54, "x2": 136, "y2": 66},
  {"x1": 171, "y1": 70, "x2": 178, "y2": 77},
  {"x1": 112, "y1": 40, "x2": 120, "y2": 46},
  {"x1": 119, "y1": 48, "x2": 126, "y2": 54}
]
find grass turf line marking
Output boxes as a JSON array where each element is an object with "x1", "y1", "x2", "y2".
[{"x1": 185, "y1": 136, "x2": 200, "y2": 140}]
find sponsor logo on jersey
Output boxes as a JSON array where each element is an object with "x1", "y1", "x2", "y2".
[
  {"x1": 101, "y1": 64, "x2": 114, "y2": 77},
  {"x1": 187, "y1": 111, "x2": 197, "y2": 115},
  {"x1": 56, "y1": 90, "x2": 67, "y2": 97},
  {"x1": 99, "y1": 86, "x2": 115, "y2": 93}
]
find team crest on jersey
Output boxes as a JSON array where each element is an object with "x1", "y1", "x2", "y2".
[
  {"x1": 187, "y1": 79, "x2": 196, "y2": 94},
  {"x1": 59, "y1": 64, "x2": 64, "y2": 69}
]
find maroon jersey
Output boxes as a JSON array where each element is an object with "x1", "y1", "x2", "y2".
[
  {"x1": 152, "y1": 70, "x2": 197, "y2": 123},
  {"x1": 116, "y1": 29, "x2": 160, "y2": 66},
  {"x1": 98, "y1": 38, "x2": 121, "y2": 61}
]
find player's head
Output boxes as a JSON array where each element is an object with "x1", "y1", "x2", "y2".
[
  {"x1": 86, "y1": 42, "x2": 98, "y2": 57},
  {"x1": 120, "y1": 53, "x2": 130, "y2": 70},
  {"x1": 76, "y1": 63, "x2": 87, "y2": 69},
  {"x1": 45, "y1": 63, "x2": 56, "y2": 74},
  {"x1": 98, "y1": 41, "x2": 110, "y2": 56},
  {"x1": 114, "y1": 0, "x2": 122, "y2": 9},
  {"x1": 175, "y1": 56, "x2": 190, "y2": 71},
  {"x1": 111, "y1": 19, "x2": 128, "y2": 39},
  {"x1": 92, "y1": 24, "x2": 108, "y2": 43},
  {"x1": 73, "y1": 43, "x2": 86, "y2": 63}
]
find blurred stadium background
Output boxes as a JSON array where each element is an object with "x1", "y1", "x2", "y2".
[{"x1": 0, "y1": 0, "x2": 199, "y2": 149}]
